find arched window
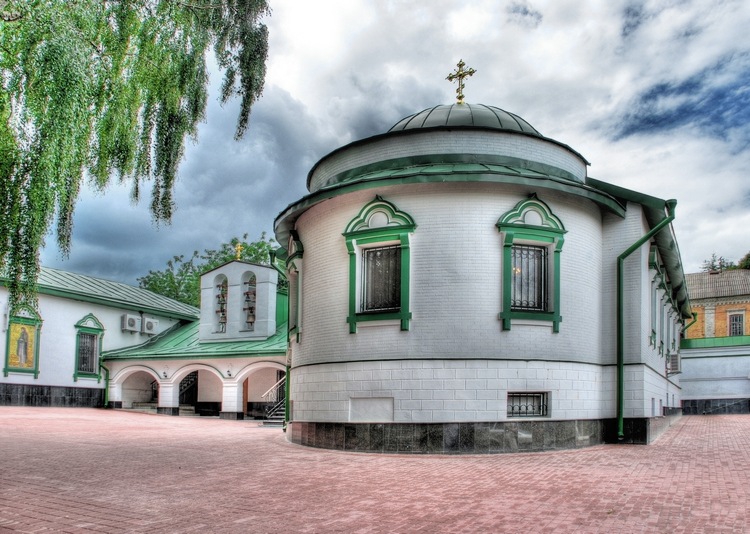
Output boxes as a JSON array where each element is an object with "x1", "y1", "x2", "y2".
[
  {"x1": 74, "y1": 314, "x2": 104, "y2": 382},
  {"x1": 242, "y1": 271, "x2": 257, "y2": 331},
  {"x1": 343, "y1": 196, "x2": 416, "y2": 333},
  {"x1": 497, "y1": 195, "x2": 566, "y2": 332},
  {"x1": 214, "y1": 275, "x2": 228, "y2": 333}
]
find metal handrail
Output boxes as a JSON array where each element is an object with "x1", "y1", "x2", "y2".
[{"x1": 261, "y1": 375, "x2": 286, "y2": 400}]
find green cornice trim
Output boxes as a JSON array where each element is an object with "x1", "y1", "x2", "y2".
[
  {"x1": 306, "y1": 126, "x2": 592, "y2": 190},
  {"x1": 681, "y1": 335, "x2": 750, "y2": 349},
  {"x1": 275, "y1": 169, "x2": 625, "y2": 246},
  {"x1": 321, "y1": 154, "x2": 584, "y2": 190},
  {"x1": 29, "y1": 286, "x2": 198, "y2": 321},
  {"x1": 103, "y1": 351, "x2": 288, "y2": 362}
]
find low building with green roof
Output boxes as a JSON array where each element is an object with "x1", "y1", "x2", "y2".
[{"x1": 2, "y1": 263, "x2": 289, "y2": 420}]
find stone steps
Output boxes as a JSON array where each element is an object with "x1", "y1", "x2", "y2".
[{"x1": 127, "y1": 403, "x2": 201, "y2": 417}]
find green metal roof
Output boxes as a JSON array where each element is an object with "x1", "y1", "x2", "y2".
[
  {"x1": 389, "y1": 103, "x2": 542, "y2": 136},
  {"x1": 103, "y1": 319, "x2": 288, "y2": 361},
  {"x1": 589, "y1": 178, "x2": 691, "y2": 320},
  {"x1": 11, "y1": 267, "x2": 200, "y2": 321}
]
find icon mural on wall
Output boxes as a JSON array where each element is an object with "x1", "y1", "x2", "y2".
[
  {"x1": 4, "y1": 305, "x2": 42, "y2": 377},
  {"x1": 7, "y1": 322, "x2": 37, "y2": 370}
]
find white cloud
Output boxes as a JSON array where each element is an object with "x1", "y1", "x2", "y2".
[{"x1": 41, "y1": 0, "x2": 750, "y2": 285}]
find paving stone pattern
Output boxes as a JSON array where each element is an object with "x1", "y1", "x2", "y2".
[{"x1": 0, "y1": 408, "x2": 748, "y2": 533}]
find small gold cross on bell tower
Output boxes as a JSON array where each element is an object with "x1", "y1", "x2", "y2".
[
  {"x1": 446, "y1": 60, "x2": 476, "y2": 105},
  {"x1": 235, "y1": 243, "x2": 243, "y2": 260}
]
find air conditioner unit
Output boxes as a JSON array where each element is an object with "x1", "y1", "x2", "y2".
[
  {"x1": 667, "y1": 352, "x2": 681, "y2": 374},
  {"x1": 142, "y1": 318, "x2": 159, "y2": 335},
  {"x1": 121, "y1": 314, "x2": 141, "y2": 333}
]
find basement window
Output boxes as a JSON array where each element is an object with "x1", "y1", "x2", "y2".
[{"x1": 507, "y1": 392, "x2": 549, "y2": 418}]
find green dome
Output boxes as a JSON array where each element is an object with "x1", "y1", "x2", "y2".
[{"x1": 389, "y1": 103, "x2": 541, "y2": 136}]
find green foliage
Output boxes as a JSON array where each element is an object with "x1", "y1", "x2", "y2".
[
  {"x1": 138, "y1": 233, "x2": 276, "y2": 307},
  {"x1": 0, "y1": 0, "x2": 269, "y2": 307},
  {"x1": 701, "y1": 253, "x2": 737, "y2": 272},
  {"x1": 700, "y1": 251, "x2": 750, "y2": 272}
]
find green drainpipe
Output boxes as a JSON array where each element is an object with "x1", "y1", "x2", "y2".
[
  {"x1": 99, "y1": 363, "x2": 110, "y2": 407},
  {"x1": 683, "y1": 312, "x2": 698, "y2": 333},
  {"x1": 616, "y1": 199, "x2": 676, "y2": 440}
]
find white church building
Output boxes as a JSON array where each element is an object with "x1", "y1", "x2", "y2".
[
  {"x1": 2, "y1": 73, "x2": 693, "y2": 452},
  {"x1": 274, "y1": 99, "x2": 692, "y2": 452}
]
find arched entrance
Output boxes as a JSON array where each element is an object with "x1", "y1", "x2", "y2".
[{"x1": 113, "y1": 368, "x2": 161, "y2": 411}]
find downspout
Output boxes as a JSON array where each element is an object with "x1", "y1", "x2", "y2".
[
  {"x1": 616, "y1": 199, "x2": 676, "y2": 440},
  {"x1": 99, "y1": 363, "x2": 110, "y2": 407},
  {"x1": 682, "y1": 312, "x2": 698, "y2": 333}
]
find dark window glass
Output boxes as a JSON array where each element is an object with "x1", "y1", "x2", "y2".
[
  {"x1": 78, "y1": 333, "x2": 98, "y2": 373},
  {"x1": 729, "y1": 314, "x2": 744, "y2": 336},
  {"x1": 511, "y1": 244, "x2": 548, "y2": 311},
  {"x1": 362, "y1": 245, "x2": 401, "y2": 312}
]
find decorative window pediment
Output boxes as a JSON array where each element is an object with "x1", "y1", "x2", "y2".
[
  {"x1": 344, "y1": 196, "x2": 416, "y2": 235},
  {"x1": 344, "y1": 196, "x2": 416, "y2": 333}
]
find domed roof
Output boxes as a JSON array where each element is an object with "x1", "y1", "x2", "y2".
[{"x1": 388, "y1": 103, "x2": 541, "y2": 136}]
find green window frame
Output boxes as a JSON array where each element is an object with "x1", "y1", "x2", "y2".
[
  {"x1": 74, "y1": 314, "x2": 104, "y2": 382},
  {"x1": 343, "y1": 196, "x2": 416, "y2": 333},
  {"x1": 497, "y1": 195, "x2": 565, "y2": 332},
  {"x1": 3, "y1": 304, "x2": 42, "y2": 378}
]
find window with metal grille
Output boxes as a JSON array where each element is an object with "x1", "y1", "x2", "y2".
[
  {"x1": 507, "y1": 392, "x2": 548, "y2": 417},
  {"x1": 729, "y1": 313, "x2": 744, "y2": 336},
  {"x1": 511, "y1": 244, "x2": 548, "y2": 312},
  {"x1": 77, "y1": 333, "x2": 98, "y2": 374},
  {"x1": 362, "y1": 245, "x2": 401, "y2": 312}
]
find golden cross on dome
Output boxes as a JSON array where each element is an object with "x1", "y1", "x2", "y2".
[
  {"x1": 446, "y1": 60, "x2": 476, "y2": 104},
  {"x1": 235, "y1": 243, "x2": 243, "y2": 260}
]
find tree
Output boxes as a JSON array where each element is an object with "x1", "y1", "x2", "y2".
[
  {"x1": 701, "y1": 253, "x2": 736, "y2": 272},
  {"x1": 737, "y1": 251, "x2": 750, "y2": 270},
  {"x1": 138, "y1": 233, "x2": 276, "y2": 306},
  {"x1": 0, "y1": 0, "x2": 269, "y2": 307}
]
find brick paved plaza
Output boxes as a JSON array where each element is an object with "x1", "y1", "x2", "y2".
[{"x1": 1, "y1": 408, "x2": 748, "y2": 533}]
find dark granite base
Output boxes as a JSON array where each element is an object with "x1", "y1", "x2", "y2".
[
  {"x1": 219, "y1": 411, "x2": 244, "y2": 420},
  {"x1": 195, "y1": 402, "x2": 221, "y2": 417},
  {"x1": 108, "y1": 401, "x2": 123, "y2": 409},
  {"x1": 290, "y1": 419, "x2": 611, "y2": 454},
  {"x1": 0, "y1": 383, "x2": 104, "y2": 408},
  {"x1": 157, "y1": 407, "x2": 179, "y2": 416},
  {"x1": 290, "y1": 417, "x2": 681, "y2": 453},
  {"x1": 682, "y1": 398, "x2": 750, "y2": 415}
]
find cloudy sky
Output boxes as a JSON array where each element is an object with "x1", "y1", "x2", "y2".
[{"x1": 40, "y1": 0, "x2": 750, "y2": 285}]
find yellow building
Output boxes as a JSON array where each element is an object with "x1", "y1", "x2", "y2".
[{"x1": 681, "y1": 270, "x2": 750, "y2": 414}]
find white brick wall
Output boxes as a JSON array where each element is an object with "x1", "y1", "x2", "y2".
[
  {"x1": 294, "y1": 182, "x2": 605, "y2": 369},
  {"x1": 290, "y1": 359, "x2": 615, "y2": 422},
  {"x1": 309, "y1": 130, "x2": 587, "y2": 192}
]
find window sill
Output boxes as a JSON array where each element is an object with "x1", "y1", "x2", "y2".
[
  {"x1": 348, "y1": 311, "x2": 412, "y2": 333},
  {"x1": 499, "y1": 310, "x2": 561, "y2": 333}
]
